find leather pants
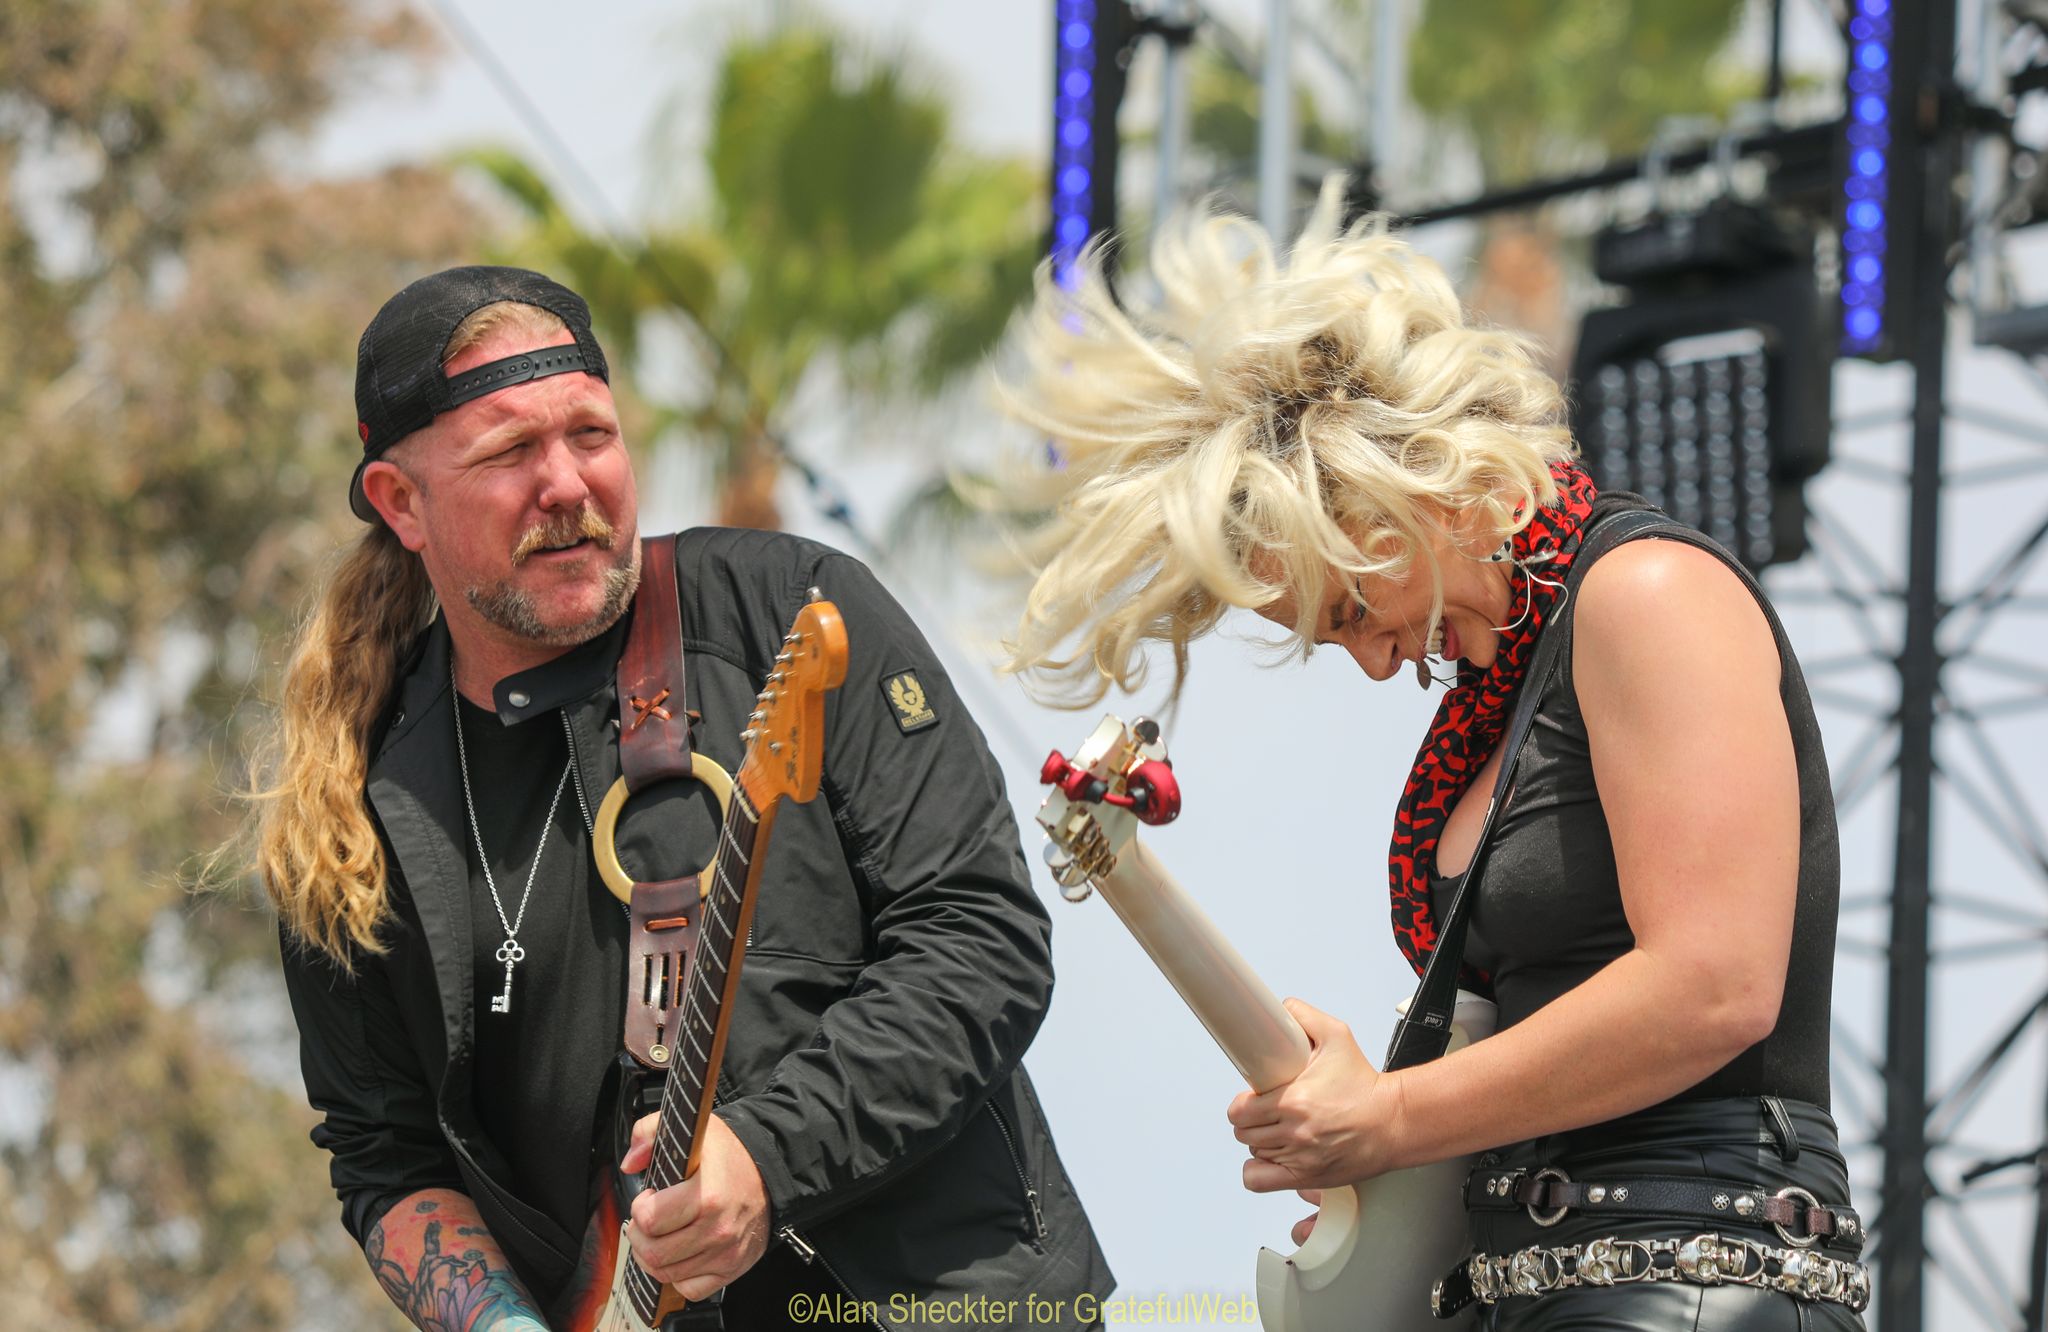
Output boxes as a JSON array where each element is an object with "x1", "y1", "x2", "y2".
[{"x1": 1461, "y1": 1098, "x2": 1866, "y2": 1331}]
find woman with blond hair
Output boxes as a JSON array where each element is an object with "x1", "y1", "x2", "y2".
[{"x1": 997, "y1": 187, "x2": 1864, "y2": 1329}]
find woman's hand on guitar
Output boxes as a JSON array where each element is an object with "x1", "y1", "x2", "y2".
[
  {"x1": 621, "y1": 1112, "x2": 772, "y2": 1299},
  {"x1": 1227, "y1": 999, "x2": 1401, "y2": 1193}
]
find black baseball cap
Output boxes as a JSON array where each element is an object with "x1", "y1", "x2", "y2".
[{"x1": 348, "y1": 265, "x2": 610, "y2": 522}]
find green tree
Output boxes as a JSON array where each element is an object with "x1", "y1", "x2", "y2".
[
  {"x1": 465, "y1": 20, "x2": 1043, "y2": 531},
  {"x1": 1176, "y1": 2, "x2": 1755, "y2": 359},
  {"x1": 1405, "y1": 0, "x2": 1754, "y2": 186},
  {"x1": 1396, "y1": 0, "x2": 1754, "y2": 360},
  {"x1": 0, "y1": 2, "x2": 484, "y2": 1327}
]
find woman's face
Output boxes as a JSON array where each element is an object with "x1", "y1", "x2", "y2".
[{"x1": 1253, "y1": 514, "x2": 1518, "y2": 682}]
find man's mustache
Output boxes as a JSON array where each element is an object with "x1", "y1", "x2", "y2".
[{"x1": 511, "y1": 506, "x2": 618, "y2": 564}]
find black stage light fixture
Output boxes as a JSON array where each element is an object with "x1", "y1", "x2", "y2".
[
  {"x1": 1049, "y1": 0, "x2": 1138, "y2": 288},
  {"x1": 1571, "y1": 204, "x2": 1832, "y2": 570}
]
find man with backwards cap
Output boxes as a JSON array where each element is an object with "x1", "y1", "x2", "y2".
[{"x1": 258, "y1": 267, "x2": 1111, "y2": 1330}]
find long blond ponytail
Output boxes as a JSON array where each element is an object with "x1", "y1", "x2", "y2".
[{"x1": 255, "y1": 523, "x2": 436, "y2": 962}]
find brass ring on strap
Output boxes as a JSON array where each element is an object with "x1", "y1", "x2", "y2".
[
  {"x1": 1527, "y1": 1167, "x2": 1572, "y2": 1228},
  {"x1": 1773, "y1": 1186, "x2": 1823, "y2": 1249},
  {"x1": 593, "y1": 753, "x2": 735, "y2": 905}
]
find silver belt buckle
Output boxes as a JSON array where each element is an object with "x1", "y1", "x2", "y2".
[
  {"x1": 1773, "y1": 1185, "x2": 1822, "y2": 1248},
  {"x1": 1527, "y1": 1166, "x2": 1571, "y2": 1227}
]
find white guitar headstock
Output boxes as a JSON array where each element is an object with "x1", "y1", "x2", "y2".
[{"x1": 1035, "y1": 715, "x2": 1179, "y2": 902}]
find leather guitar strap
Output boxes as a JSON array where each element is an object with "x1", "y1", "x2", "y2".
[
  {"x1": 1385, "y1": 508, "x2": 1677, "y2": 1071},
  {"x1": 616, "y1": 534, "x2": 704, "y2": 1071}
]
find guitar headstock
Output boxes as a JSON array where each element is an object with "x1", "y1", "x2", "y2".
[
  {"x1": 738, "y1": 591, "x2": 849, "y2": 806},
  {"x1": 1035, "y1": 715, "x2": 1179, "y2": 902}
]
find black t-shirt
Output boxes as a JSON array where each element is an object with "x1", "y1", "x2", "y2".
[
  {"x1": 455, "y1": 694, "x2": 627, "y2": 1241},
  {"x1": 454, "y1": 695, "x2": 848, "y2": 1324}
]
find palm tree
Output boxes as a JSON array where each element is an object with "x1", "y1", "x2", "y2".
[
  {"x1": 1403, "y1": 0, "x2": 1757, "y2": 186},
  {"x1": 1401, "y1": 0, "x2": 1757, "y2": 357},
  {"x1": 1179, "y1": 1, "x2": 1758, "y2": 358},
  {"x1": 466, "y1": 21, "x2": 1042, "y2": 531}
]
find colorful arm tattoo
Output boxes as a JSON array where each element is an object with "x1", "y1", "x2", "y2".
[{"x1": 363, "y1": 1188, "x2": 550, "y2": 1332}]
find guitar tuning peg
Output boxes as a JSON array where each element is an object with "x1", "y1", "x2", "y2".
[
  {"x1": 1041, "y1": 843, "x2": 1094, "y2": 902},
  {"x1": 806, "y1": 585, "x2": 823, "y2": 602}
]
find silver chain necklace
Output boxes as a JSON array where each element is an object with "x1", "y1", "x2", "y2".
[{"x1": 453, "y1": 688, "x2": 572, "y2": 1016}]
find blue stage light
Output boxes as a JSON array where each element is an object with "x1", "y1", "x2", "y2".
[
  {"x1": 1840, "y1": 0, "x2": 1895, "y2": 355},
  {"x1": 1051, "y1": 2, "x2": 1103, "y2": 288}
]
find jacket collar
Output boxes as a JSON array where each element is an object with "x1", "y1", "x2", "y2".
[{"x1": 485, "y1": 609, "x2": 631, "y2": 724}]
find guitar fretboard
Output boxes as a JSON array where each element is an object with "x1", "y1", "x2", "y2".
[{"x1": 624, "y1": 782, "x2": 764, "y2": 1322}]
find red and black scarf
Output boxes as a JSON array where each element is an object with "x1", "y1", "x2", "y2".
[{"x1": 1386, "y1": 459, "x2": 1600, "y2": 976}]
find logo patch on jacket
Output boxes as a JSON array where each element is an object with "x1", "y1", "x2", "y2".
[{"x1": 882, "y1": 670, "x2": 939, "y2": 734}]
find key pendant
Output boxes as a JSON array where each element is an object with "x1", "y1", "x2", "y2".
[{"x1": 491, "y1": 938, "x2": 526, "y2": 1014}]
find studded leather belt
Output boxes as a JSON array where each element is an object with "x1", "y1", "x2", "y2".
[
  {"x1": 1465, "y1": 1165, "x2": 1865, "y2": 1250},
  {"x1": 1430, "y1": 1231, "x2": 1873, "y2": 1318}
]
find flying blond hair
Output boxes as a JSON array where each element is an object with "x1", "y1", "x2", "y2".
[
  {"x1": 253, "y1": 300, "x2": 569, "y2": 964},
  {"x1": 993, "y1": 180, "x2": 1574, "y2": 705}
]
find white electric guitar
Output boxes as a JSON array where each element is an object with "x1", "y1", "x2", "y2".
[{"x1": 1036, "y1": 716, "x2": 1495, "y2": 1332}]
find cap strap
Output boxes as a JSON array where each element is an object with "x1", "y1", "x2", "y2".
[{"x1": 444, "y1": 345, "x2": 599, "y2": 409}]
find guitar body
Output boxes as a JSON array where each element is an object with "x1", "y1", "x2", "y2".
[
  {"x1": 554, "y1": 1187, "x2": 663, "y2": 1332},
  {"x1": 1037, "y1": 717, "x2": 1495, "y2": 1332}
]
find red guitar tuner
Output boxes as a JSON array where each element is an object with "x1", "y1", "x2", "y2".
[{"x1": 1038, "y1": 750, "x2": 1181, "y2": 826}]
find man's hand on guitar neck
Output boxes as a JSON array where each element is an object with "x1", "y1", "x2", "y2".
[{"x1": 621, "y1": 1111, "x2": 772, "y2": 1299}]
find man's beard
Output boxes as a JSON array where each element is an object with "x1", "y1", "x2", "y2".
[{"x1": 465, "y1": 505, "x2": 641, "y2": 646}]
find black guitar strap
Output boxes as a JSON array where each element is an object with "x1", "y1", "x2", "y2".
[{"x1": 1384, "y1": 508, "x2": 1683, "y2": 1071}]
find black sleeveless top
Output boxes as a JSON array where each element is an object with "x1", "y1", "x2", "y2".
[{"x1": 1428, "y1": 500, "x2": 1840, "y2": 1108}]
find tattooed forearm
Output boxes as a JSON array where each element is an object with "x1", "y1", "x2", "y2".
[{"x1": 364, "y1": 1188, "x2": 549, "y2": 1332}]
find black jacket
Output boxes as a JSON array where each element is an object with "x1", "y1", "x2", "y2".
[{"x1": 279, "y1": 528, "x2": 1114, "y2": 1328}]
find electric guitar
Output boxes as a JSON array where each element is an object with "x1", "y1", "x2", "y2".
[
  {"x1": 553, "y1": 594, "x2": 849, "y2": 1332},
  {"x1": 1036, "y1": 716, "x2": 1495, "y2": 1332}
]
